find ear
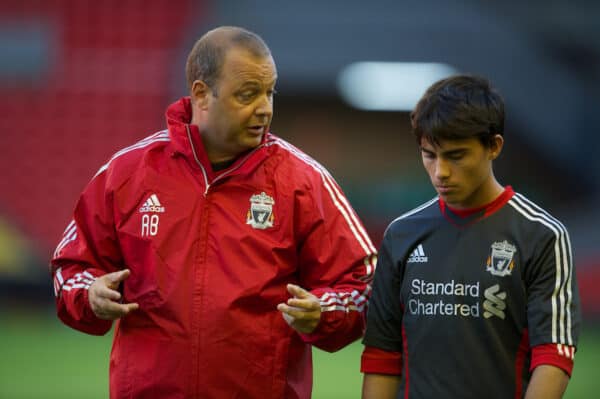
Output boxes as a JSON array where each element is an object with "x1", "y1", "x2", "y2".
[
  {"x1": 488, "y1": 134, "x2": 504, "y2": 161},
  {"x1": 191, "y1": 80, "x2": 211, "y2": 110}
]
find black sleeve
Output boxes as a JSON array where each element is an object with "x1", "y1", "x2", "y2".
[
  {"x1": 526, "y1": 227, "x2": 581, "y2": 348},
  {"x1": 362, "y1": 229, "x2": 404, "y2": 352}
]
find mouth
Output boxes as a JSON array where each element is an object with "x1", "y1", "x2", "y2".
[
  {"x1": 247, "y1": 125, "x2": 266, "y2": 136},
  {"x1": 436, "y1": 185, "x2": 455, "y2": 194}
]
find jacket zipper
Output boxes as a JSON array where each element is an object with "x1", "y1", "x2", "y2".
[
  {"x1": 185, "y1": 124, "x2": 267, "y2": 195},
  {"x1": 185, "y1": 124, "x2": 269, "y2": 395}
]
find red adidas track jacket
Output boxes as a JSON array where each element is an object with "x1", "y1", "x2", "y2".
[{"x1": 50, "y1": 97, "x2": 377, "y2": 399}]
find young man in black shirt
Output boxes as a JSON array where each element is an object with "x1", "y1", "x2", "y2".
[{"x1": 361, "y1": 75, "x2": 581, "y2": 399}]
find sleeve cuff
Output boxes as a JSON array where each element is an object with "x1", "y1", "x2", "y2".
[
  {"x1": 530, "y1": 343, "x2": 575, "y2": 377},
  {"x1": 361, "y1": 346, "x2": 402, "y2": 375}
]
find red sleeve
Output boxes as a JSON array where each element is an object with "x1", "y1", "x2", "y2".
[
  {"x1": 530, "y1": 343, "x2": 575, "y2": 377},
  {"x1": 50, "y1": 169, "x2": 122, "y2": 335},
  {"x1": 361, "y1": 346, "x2": 402, "y2": 375},
  {"x1": 52, "y1": 266, "x2": 112, "y2": 335},
  {"x1": 294, "y1": 166, "x2": 377, "y2": 352}
]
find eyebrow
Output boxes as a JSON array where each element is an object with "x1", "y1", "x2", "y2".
[
  {"x1": 238, "y1": 79, "x2": 277, "y2": 89},
  {"x1": 420, "y1": 147, "x2": 468, "y2": 156},
  {"x1": 442, "y1": 148, "x2": 468, "y2": 155},
  {"x1": 238, "y1": 81, "x2": 261, "y2": 89}
]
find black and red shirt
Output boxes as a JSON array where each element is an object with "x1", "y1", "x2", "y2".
[{"x1": 362, "y1": 187, "x2": 580, "y2": 398}]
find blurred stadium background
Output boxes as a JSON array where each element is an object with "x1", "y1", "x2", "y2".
[{"x1": 1, "y1": 0, "x2": 599, "y2": 398}]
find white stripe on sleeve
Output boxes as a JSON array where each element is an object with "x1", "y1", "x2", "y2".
[{"x1": 509, "y1": 194, "x2": 573, "y2": 345}]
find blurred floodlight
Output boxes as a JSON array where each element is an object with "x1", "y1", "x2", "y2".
[{"x1": 337, "y1": 62, "x2": 458, "y2": 111}]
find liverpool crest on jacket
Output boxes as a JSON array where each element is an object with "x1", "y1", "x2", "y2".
[
  {"x1": 246, "y1": 192, "x2": 275, "y2": 229},
  {"x1": 486, "y1": 240, "x2": 517, "y2": 277}
]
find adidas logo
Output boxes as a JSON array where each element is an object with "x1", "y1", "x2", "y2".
[
  {"x1": 139, "y1": 194, "x2": 165, "y2": 213},
  {"x1": 407, "y1": 244, "x2": 428, "y2": 263}
]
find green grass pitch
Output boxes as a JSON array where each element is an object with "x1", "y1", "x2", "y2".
[{"x1": 1, "y1": 308, "x2": 598, "y2": 398}]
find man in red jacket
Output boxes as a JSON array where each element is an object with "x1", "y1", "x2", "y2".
[{"x1": 50, "y1": 26, "x2": 377, "y2": 398}]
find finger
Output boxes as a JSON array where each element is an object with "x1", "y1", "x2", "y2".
[
  {"x1": 277, "y1": 303, "x2": 298, "y2": 325},
  {"x1": 95, "y1": 285, "x2": 122, "y2": 302},
  {"x1": 277, "y1": 303, "x2": 320, "y2": 333},
  {"x1": 106, "y1": 269, "x2": 132, "y2": 287},
  {"x1": 280, "y1": 311, "x2": 295, "y2": 326},
  {"x1": 122, "y1": 302, "x2": 139, "y2": 313},
  {"x1": 278, "y1": 304, "x2": 316, "y2": 320},
  {"x1": 105, "y1": 302, "x2": 139, "y2": 318},
  {"x1": 277, "y1": 303, "x2": 300, "y2": 316},
  {"x1": 277, "y1": 303, "x2": 289, "y2": 313},
  {"x1": 89, "y1": 280, "x2": 120, "y2": 305},
  {"x1": 287, "y1": 297, "x2": 320, "y2": 311},
  {"x1": 286, "y1": 284, "x2": 310, "y2": 298},
  {"x1": 96, "y1": 301, "x2": 139, "y2": 320},
  {"x1": 90, "y1": 294, "x2": 117, "y2": 316}
]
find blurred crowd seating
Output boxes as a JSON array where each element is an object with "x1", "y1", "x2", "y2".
[
  {"x1": 1, "y1": 0, "x2": 599, "y2": 320},
  {"x1": 0, "y1": 0, "x2": 195, "y2": 256}
]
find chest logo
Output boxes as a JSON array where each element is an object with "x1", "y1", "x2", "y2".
[
  {"x1": 246, "y1": 192, "x2": 275, "y2": 230},
  {"x1": 139, "y1": 194, "x2": 164, "y2": 237},
  {"x1": 407, "y1": 244, "x2": 428, "y2": 263},
  {"x1": 483, "y1": 284, "x2": 507, "y2": 319},
  {"x1": 485, "y1": 240, "x2": 517, "y2": 277},
  {"x1": 139, "y1": 194, "x2": 165, "y2": 213}
]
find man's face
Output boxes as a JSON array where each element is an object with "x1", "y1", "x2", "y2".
[
  {"x1": 197, "y1": 47, "x2": 277, "y2": 162},
  {"x1": 420, "y1": 136, "x2": 501, "y2": 209}
]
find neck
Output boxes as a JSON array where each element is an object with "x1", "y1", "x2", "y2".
[
  {"x1": 190, "y1": 115, "x2": 236, "y2": 164},
  {"x1": 206, "y1": 150, "x2": 237, "y2": 164},
  {"x1": 452, "y1": 176, "x2": 504, "y2": 210}
]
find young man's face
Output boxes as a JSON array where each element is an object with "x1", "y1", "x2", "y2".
[
  {"x1": 195, "y1": 47, "x2": 277, "y2": 163},
  {"x1": 420, "y1": 135, "x2": 503, "y2": 209}
]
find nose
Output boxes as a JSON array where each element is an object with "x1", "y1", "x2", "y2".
[
  {"x1": 434, "y1": 158, "x2": 451, "y2": 180},
  {"x1": 255, "y1": 93, "x2": 273, "y2": 117}
]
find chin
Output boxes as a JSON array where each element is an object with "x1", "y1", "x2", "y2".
[
  {"x1": 244, "y1": 136, "x2": 263, "y2": 148},
  {"x1": 440, "y1": 194, "x2": 461, "y2": 207}
]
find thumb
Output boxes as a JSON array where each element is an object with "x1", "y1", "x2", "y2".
[{"x1": 287, "y1": 284, "x2": 310, "y2": 299}]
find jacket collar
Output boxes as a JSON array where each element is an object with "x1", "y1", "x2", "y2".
[{"x1": 166, "y1": 96, "x2": 200, "y2": 161}]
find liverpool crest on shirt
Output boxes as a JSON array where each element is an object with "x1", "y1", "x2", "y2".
[
  {"x1": 485, "y1": 240, "x2": 517, "y2": 277},
  {"x1": 246, "y1": 192, "x2": 275, "y2": 229}
]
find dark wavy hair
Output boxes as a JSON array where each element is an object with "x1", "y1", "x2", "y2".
[{"x1": 411, "y1": 75, "x2": 505, "y2": 148}]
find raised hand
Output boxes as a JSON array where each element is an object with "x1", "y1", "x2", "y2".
[
  {"x1": 88, "y1": 269, "x2": 139, "y2": 320},
  {"x1": 277, "y1": 284, "x2": 321, "y2": 334}
]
